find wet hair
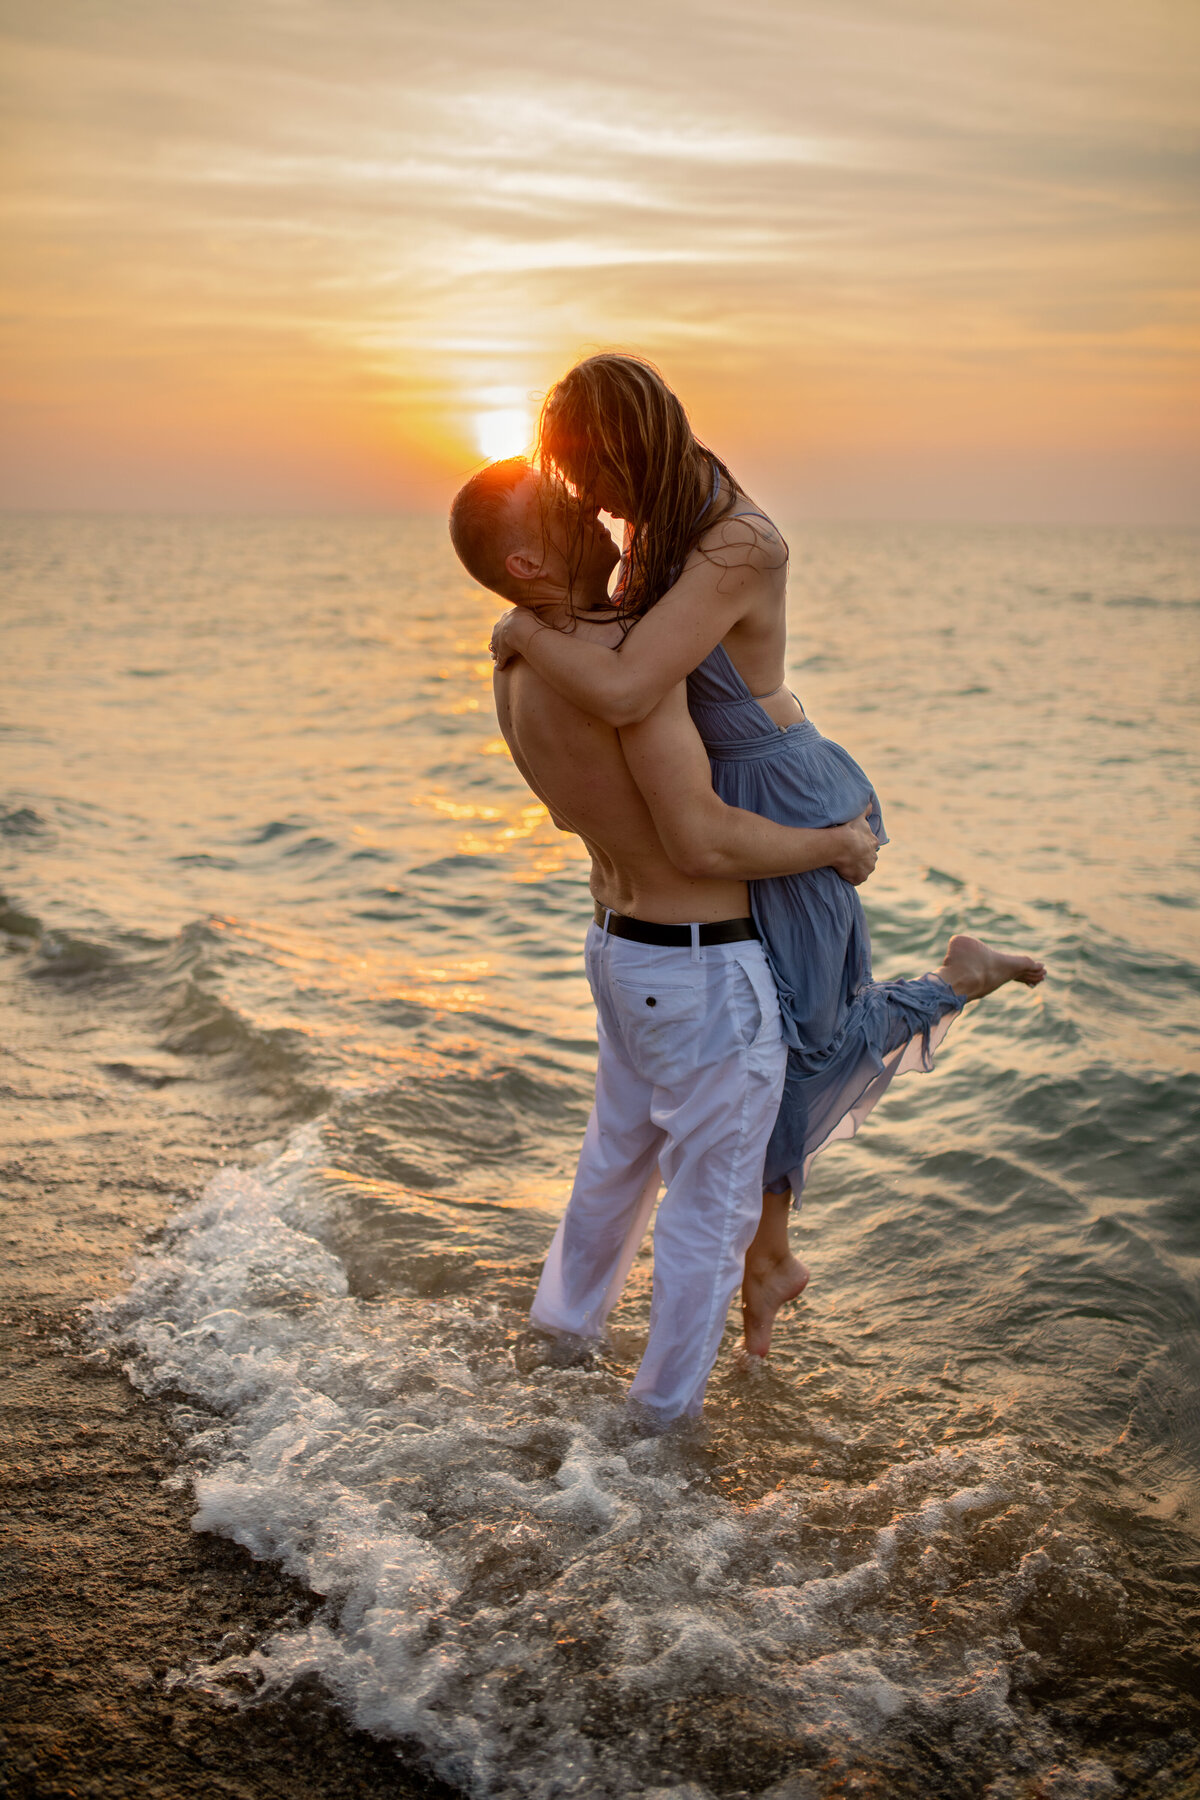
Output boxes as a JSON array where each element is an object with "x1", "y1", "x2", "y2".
[
  {"x1": 448, "y1": 457, "x2": 532, "y2": 599},
  {"x1": 537, "y1": 352, "x2": 749, "y2": 621}
]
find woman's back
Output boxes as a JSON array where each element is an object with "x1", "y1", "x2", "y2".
[{"x1": 689, "y1": 486, "x2": 802, "y2": 731}]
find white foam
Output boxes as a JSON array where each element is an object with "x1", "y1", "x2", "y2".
[{"x1": 92, "y1": 1128, "x2": 1124, "y2": 1799}]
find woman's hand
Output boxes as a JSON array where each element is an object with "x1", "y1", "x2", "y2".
[
  {"x1": 829, "y1": 810, "x2": 881, "y2": 885},
  {"x1": 489, "y1": 608, "x2": 528, "y2": 673},
  {"x1": 490, "y1": 607, "x2": 536, "y2": 670}
]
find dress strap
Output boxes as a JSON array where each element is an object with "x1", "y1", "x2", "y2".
[{"x1": 693, "y1": 458, "x2": 721, "y2": 528}]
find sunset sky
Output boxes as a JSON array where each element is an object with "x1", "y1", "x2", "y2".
[{"x1": 1, "y1": 0, "x2": 1196, "y2": 521}]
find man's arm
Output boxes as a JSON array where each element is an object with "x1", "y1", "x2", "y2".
[{"x1": 619, "y1": 682, "x2": 879, "y2": 884}]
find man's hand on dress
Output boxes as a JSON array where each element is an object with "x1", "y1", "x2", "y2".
[{"x1": 829, "y1": 809, "x2": 880, "y2": 885}]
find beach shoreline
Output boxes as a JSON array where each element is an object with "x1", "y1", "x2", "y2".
[{"x1": 0, "y1": 946, "x2": 451, "y2": 1800}]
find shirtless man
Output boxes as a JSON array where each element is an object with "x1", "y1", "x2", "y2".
[{"x1": 448, "y1": 459, "x2": 879, "y2": 1418}]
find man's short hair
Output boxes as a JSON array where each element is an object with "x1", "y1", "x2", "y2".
[{"x1": 448, "y1": 457, "x2": 532, "y2": 599}]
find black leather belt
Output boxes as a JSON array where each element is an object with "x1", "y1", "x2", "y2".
[{"x1": 593, "y1": 903, "x2": 758, "y2": 947}]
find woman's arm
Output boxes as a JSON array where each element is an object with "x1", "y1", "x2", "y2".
[
  {"x1": 620, "y1": 685, "x2": 879, "y2": 884},
  {"x1": 492, "y1": 526, "x2": 768, "y2": 727}
]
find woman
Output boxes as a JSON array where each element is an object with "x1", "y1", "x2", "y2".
[{"x1": 492, "y1": 353, "x2": 1044, "y2": 1354}]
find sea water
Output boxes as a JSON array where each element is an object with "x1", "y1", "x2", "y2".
[{"x1": 2, "y1": 514, "x2": 1198, "y2": 1797}]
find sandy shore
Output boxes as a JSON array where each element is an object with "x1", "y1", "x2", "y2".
[{"x1": 0, "y1": 944, "x2": 452, "y2": 1800}]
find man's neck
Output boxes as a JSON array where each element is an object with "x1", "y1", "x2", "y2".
[{"x1": 524, "y1": 577, "x2": 614, "y2": 630}]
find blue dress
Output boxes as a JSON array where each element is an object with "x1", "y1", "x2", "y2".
[{"x1": 686, "y1": 641, "x2": 965, "y2": 1197}]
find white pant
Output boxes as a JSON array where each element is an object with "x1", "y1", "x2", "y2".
[{"x1": 531, "y1": 922, "x2": 787, "y2": 1419}]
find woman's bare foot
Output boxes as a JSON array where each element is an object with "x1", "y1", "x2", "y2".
[
  {"x1": 742, "y1": 1251, "x2": 810, "y2": 1359},
  {"x1": 937, "y1": 932, "x2": 1046, "y2": 1001}
]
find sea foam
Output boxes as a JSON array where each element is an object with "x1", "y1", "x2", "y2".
[{"x1": 92, "y1": 1128, "x2": 1124, "y2": 1799}]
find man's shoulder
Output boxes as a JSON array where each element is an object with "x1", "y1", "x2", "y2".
[
  {"x1": 506, "y1": 618, "x2": 624, "y2": 722},
  {"x1": 572, "y1": 614, "x2": 627, "y2": 649},
  {"x1": 510, "y1": 665, "x2": 618, "y2": 740}
]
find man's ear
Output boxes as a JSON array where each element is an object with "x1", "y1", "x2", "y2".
[{"x1": 504, "y1": 548, "x2": 542, "y2": 583}]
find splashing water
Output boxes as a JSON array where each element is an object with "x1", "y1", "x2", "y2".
[{"x1": 94, "y1": 1123, "x2": 1175, "y2": 1798}]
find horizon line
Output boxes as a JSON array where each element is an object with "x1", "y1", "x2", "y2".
[{"x1": 2, "y1": 506, "x2": 1197, "y2": 533}]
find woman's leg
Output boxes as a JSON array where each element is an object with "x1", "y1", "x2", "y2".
[
  {"x1": 735, "y1": 939, "x2": 1045, "y2": 1363},
  {"x1": 741, "y1": 1188, "x2": 809, "y2": 1359}
]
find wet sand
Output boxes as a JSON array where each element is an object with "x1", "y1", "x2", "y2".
[{"x1": 0, "y1": 946, "x2": 452, "y2": 1800}]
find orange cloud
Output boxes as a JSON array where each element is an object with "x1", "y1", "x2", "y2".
[{"x1": 1, "y1": 1, "x2": 1196, "y2": 520}]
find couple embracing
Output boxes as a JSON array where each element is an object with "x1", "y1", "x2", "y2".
[{"x1": 449, "y1": 353, "x2": 1044, "y2": 1425}]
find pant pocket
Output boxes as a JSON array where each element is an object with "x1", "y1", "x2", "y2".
[
  {"x1": 729, "y1": 952, "x2": 782, "y2": 1051},
  {"x1": 609, "y1": 977, "x2": 704, "y2": 1087}
]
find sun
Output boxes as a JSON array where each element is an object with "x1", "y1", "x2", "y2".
[{"x1": 474, "y1": 406, "x2": 533, "y2": 462}]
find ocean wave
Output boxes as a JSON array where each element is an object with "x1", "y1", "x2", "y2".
[
  {"x1": 0, "y1": 803, "x2": 50, "y2": 838},
  {"x1": 158, "y1": 977, "x2": 317, "y2": 1099},
  {"x1": 31, "y1": 927, "x2": 131, "y2": 982},
  {"x1": 0, "y1": 891, "x2": 41, "y2": 939},
  {"x1": 1, "y1": 895, "x2": 330, "y2": 1114},
  {"x1": 89, "y1": 1128, "x2": 1154, "y2": 1800},
  {"x1": 150, "y1": 926, "x2": 330, "y2": 1115}
]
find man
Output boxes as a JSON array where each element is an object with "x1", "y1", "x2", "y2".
[{"x1": 448, "y1": 459, "x2": 878, "y2": 1421}]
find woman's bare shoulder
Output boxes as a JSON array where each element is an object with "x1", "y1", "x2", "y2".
[{"x1": 692, "y1": 498, "x2": 788, "y2": 573}]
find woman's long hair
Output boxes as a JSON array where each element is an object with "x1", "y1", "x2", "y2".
[{"x1": 537, "y1": 352, "x2": 743, "y2": 621}]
